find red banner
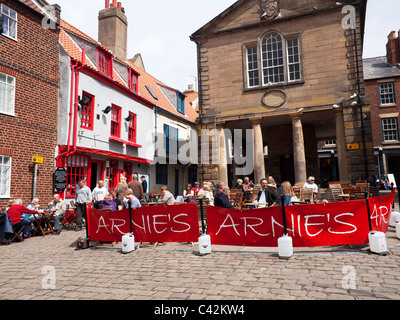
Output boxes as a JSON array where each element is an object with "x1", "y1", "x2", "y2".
[
  {"x1": 87, "y1": 204, "x2": 199, "y2": 243},
  {"x1": 208, "y1": 193, "x2": 395, "y2": 248}
]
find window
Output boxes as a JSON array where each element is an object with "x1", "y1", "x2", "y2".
[
  {"x1": 379, "y1": 82, "x2": 396, "y2": 105},
  {"x1": 65, "y1": 154, "x2": 90, "y2": 198},
  {"x1": 177, "y1": 92, "x2": 185, "y2": 114},
  {"x1": 109, "y1": 159, "x2": 118, "y2": 189},
  {"x1": 0, "y1": 72, "x2": 15, "y2": 115},
  {"x1": 164, "y1": 124, "x2": 179, "y2": 154},
  {"x1": 128, "y1": 112, "x2": 137, "y2": 143},
  {"x1": 247, "y1": 46, "x2": 259, "y2": 87},
  {"x1": 382, "y1": 118, "x2": 399, "y2": 142},
  {"x1": 146, "y1": 85, "x2": 158, "y2": 100},
  {"x1": 80, "y1": 92, "x2": 94, "y2": 130},
  {"x1": 97, "y1": 48, "x2": 113, "y2": 77},
  {"x1": 156, "y1": 163, "x2": 168, "y2": 185},
  {"x1": 323, "y1": 140, "x2": 337, "y2": 148},
  {"x1": 110, "y1": 104, "x2": 121, "y2": 137},
  {"x1": 128, "y1": 68, "x2": 139, "y2": 93},
  {"x1": 244, "y1": 31, "x2": 302, "y2": 89},
  {"x1": 1, "y1": 4, "x2": 17, "y2": 40},
  {"x1": 0, "y1": 155, "x2": 11, "y2": 198}
]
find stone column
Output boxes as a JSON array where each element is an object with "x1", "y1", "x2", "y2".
[
  {"x1": 251, "y1": 118, "x2": 266, "y2": 186},
  {"x1": 217, "y1": 122, "x2": 228, "y2": 184},
  {"x1": 291, "y1": 114, "x2": 307, "y2": 184},
  {"x1": 335, "y1": 109, "x2": 350, "y2": 182}
]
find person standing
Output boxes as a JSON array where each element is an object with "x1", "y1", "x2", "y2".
[
  {"x1": 115, "y1": 176, "x2": 128, "y2": 201},
  {"x1": 92, "y1": 180, "x2": 108, "y2": 209},
  {"x1": 48, "y1": 194, "x2": 66, "y2": 235},
  {"x1": 141, "y1": 176, "x2": 148, "y2": 193},
  {"x1": 75, "y1": 179, "x2": 92, "y2": 232},
  {"x1": 128, "y1": 174, "x2": 144, "y2": 201}
]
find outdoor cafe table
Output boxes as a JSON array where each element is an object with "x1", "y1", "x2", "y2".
[
  {"x1": 32, "y1": 209, "x2": 56, "y2": 237},
  {"x1": 243, "y1": 202, "x2": 269, "y2": 208}
]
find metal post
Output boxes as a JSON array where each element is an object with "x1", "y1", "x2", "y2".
[
  {"x1": 32, "y1": 163, "x2": 38, "y2": 199},
  {"x1": 199, "y1": 198, "x2": 205, "y2": 234},
  {"x1": 365, "y1": 192, "x2": 373, "y2": 232},
  {"x1": 128, "y1": 200, "x2": 133, "y2": 234},
  {"x1": 280, "y1": 196, "x2": 288, "y2": 235}
]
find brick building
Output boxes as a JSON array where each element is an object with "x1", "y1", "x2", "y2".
[
  {"x1": 364, "y1": 30, "x2": 400, "y2": 185},
  {"x1": 191, "y1": 0, "x2": 374, "y2": 187},
  {"x1": 0, "y1": 0, "x2": 60, "y2": 209}
]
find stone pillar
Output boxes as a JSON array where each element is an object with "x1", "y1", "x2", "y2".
[
  {"x1": 251, "y1": 118, "x2": 266, "y2": 186},
  {"x1": 217, "y1": 122, "x2": 228, "y2": 184},
  {"x1": 291, "y1": 114, "x2": 307, "y2": 184},
  {"x1": 335, "y1": 109, "x2": 350, "y2": 182}
]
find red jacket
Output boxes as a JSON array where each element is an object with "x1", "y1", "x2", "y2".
[{"x1": 7, "y1": 205, "x2": 38, "y2": 225}]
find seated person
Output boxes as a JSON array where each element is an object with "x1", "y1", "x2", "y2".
[
  {"x1": 197, "y1": 182, "x2": 214, "y2": 205},
  {"x1": 183, "y1": 184, "x2": 195, "y2": 202},
  {"x1": 48, "y1": 194, "x2": 66, "y2": 235},
  {"x1": 110, "y1": 190, "x2": 123, "y2": 210},
  {"x1": 123, "y1": 188, "x2": 142, "y2": 208},
  {"x1": 159, "y1": 186, "x2": 176, "y2": 205},
  {"x1": 25, "y1": 198, "x2": 42, "y2": 223},
  {"x1": 214, "y1": 181, "x2": 234, "y2": 209},
  {"x1": 100, "y1": 195, "x2": 117, "y2": 211},
  {"x1": 258, "y1": 178, "x2": 280, "y2": 208},
  {"x1": 303, "y1": 176, "x2": 319, "y2": 193},
  {"x1": 7, "y1": 199, "x2": 39, "y2": 238}
]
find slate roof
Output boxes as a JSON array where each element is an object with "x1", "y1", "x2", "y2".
[{"x1": 363, "y1": 56, "x2": 400, "y2": 81}]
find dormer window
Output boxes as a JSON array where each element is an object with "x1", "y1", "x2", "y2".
[
  {"x1": 128, "y1": 68, "x2": 139, "y2": 93},
  {"x1": 97, "y1": 47, "x2": 113, "y2": 78},
  {"x1": 177, "y1": 92, "x2": 185, "y2": 114}
]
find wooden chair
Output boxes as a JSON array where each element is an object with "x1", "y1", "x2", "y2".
[
  {"x1": 228, "y1": 192, "x2": 243, "y2": 209},
  {"x1": 6, "y1": 225, "x2": 25, "y2": 244},
  {"x1": 328, "y1": 184, "x2": 343, "y2": 202},
  {"x1": 299, "y1": 189, "x2": 314, "y2": 203}
]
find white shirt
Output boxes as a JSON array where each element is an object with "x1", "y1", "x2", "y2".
[
  {"x1": 303, "y1": 182, "x2": 318, "y2": 193},
  {"x1": 258, "y1": 189, "x2": 267, "y2": 208},
  {"x1": 92, "y1": 186, "x2": 109, "y2": 201}
]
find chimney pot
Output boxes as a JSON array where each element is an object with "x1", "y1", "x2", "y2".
[
  {"x1": 117, "y1": 2, "x2": 122, "y2": 10},
  {"x1": 111, "y1": 0, "x2": 117, "y2": 7},
  {"x1": 388, "y1": 31, "x2": 396, "y2": 40},
  {"x1": 105, "y1": 0, "x2": 110, "y2": 8}
]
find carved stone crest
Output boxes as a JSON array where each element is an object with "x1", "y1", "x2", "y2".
[{"x1": 259, "y1": 0, "x2": 280, "y2": 20}]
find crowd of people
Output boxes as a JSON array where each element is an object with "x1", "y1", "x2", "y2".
[{"x1": 1, "y1": 172, "x2": 320, "y2": 241}]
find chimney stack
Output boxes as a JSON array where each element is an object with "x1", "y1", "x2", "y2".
[
  {"x1": 386, "y1": 30, "x2": 400, "y2": 66},
  {"x1": 98, "y1": 1, "x2": 128, "y2": 61}
]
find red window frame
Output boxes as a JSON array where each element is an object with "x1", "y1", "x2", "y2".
[
  {"x1": 97, "y1": 47, "x2": 113, "y2": 78},
  {"x1": 128, "y1": 112, "x2": 137, "y2": 143},
  {"x1": 65, "y1": 154, "x2": 91, "y2": 198},
  {"x1": 128, "y1": 68, "x2": 139, "y2": 93},
  {"x1": 80, "y1": 91, "x2": 95, "y2": 130},
  {"x1": 110, "y1": 104, "x2": 121, "y2": 137},
  {"x1": 109, "y1": 159, "x2": 119, "y2": 189}
]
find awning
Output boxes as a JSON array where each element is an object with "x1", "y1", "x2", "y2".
[{"x1": 58, "y1": 146, "x2": 153, "y2": 164}]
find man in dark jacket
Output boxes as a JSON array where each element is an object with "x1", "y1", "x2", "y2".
[
  {"x1": 257, "y1": 178, "x2": 280, "y2": 207},
  {"x1": 214, "y1": 181, "x2": 234, "y2": 209}
]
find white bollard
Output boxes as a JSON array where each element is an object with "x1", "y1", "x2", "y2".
[
  {"x1": 199, "y1": 234, "x2": 212, "y2": 255},
  {"x1": 278, "y1": 234, "x2": 293, "y2": 259},
  {"x1": 389, "y1": 211, "x2": 400, "y2": 228},
  {"x1": 121, "y1": 233, "x2": 135, "y2": 254},
  {"x1": 368, "y1": 231, "x2": 388, "y2": 255},
  {"x1": 396, "y1": 221, "x2": 400, "y2": 240}
]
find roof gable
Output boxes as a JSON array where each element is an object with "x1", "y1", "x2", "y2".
[{"x1": 192, "y1": 0, "x2": 361, "y2": 39}]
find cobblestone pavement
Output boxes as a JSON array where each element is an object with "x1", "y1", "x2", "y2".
[{"x1": 1, "y1": 223, "x2": 400, "y2": 301}]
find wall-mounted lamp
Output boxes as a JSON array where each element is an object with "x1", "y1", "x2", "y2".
[
  {"x1": 102, "y1": 106, "x2": 112, "y2": 114},
  {"x1": 125, "y1": 114, "x2": 134, "y2": 122},
  {"x1": 78, "y1": 95, "x2": 92, "y2": 107}
]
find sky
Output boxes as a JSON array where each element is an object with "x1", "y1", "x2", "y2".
[{"x1": 53, "y1": 0, "x2": 400, "y2": 92}]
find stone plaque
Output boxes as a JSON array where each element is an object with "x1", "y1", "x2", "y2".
[{"x1": 261, "y1": 89, "x2": 287, "y2": 108}]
